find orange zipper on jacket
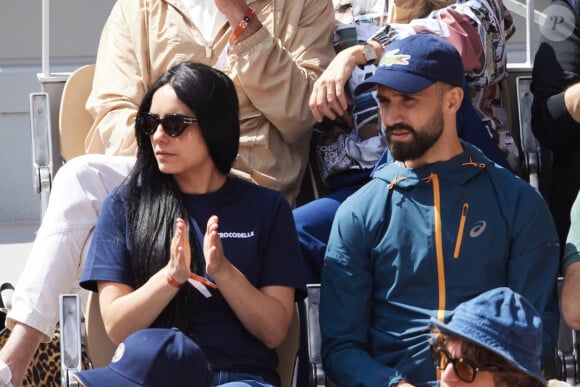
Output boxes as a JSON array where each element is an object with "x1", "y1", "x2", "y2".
[
  {"x1": 453, "y1": 203, "x2": 469, "y2": 258},
  {"x1": 429, "y1": 173, "x2": 446, "y2": 322}
]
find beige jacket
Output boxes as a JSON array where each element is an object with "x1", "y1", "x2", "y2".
[{"x1": 85, "y1": 0, "x2": 335, "y2": 203}]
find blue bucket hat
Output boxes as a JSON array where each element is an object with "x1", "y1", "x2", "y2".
[
  {"x1": 430, "y1": 287, "x2": 545, "y2": 383},
  {"x1": 355, "y1": 33, "x2": 465, "y2": 95},
  {"x1": 73, "y1": 328, "x2": 212, "y2": 386}
]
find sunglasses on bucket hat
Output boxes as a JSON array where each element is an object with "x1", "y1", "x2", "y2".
[
  {"x1": 430, "y1": 344, "x2": 503, "y2": 383},
  {"x1": 138, "y1": 112, "x2": 198, "y2": 137}
]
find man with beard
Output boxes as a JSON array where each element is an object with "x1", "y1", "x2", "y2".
[
  {"x1": 319, "y1": 33, "x2": 560, "y2": 387},
  {"x1": 295, "y1": 0, "x2": 515, "y2": 286},
  {"x1": 0, "y1": 0, "x2": 334, "y2": 385}
]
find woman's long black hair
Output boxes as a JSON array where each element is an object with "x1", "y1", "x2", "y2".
[{"x1": 124, "y1": 62, "x2": 239, "y2": 331}]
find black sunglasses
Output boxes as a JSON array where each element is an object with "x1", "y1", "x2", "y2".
[
  {"x1": 430, "y1": 345, "x2": 503, "y2": 383},
  {"x1": 138, "y1": 112, "x2": 198, "y2": 137}
]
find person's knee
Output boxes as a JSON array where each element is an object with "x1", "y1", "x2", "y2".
[
  {"x1": 52, "y1": 154, "x2": 133, "y2": 195},
  {"x1": 293, "y1": 202, "x2": 315, "y2": 235},
  {"x1": 53, "y1": 154, "x2": 107, "y2": 185},
  {"x1": 294, "y1": 196, "x2": 343, "y2": 238}
]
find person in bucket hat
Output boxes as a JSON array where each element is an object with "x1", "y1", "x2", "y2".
[
  {"x1": 72, "y1": 328, "x2": 212, "y2": 387},
  {"x1": 319, "y1": 33, "x2": 559, "y2": 387},
  {"x1": 430, "y1": 287, "x2": 572, "y2": 387},
  {"x1": 430, "y1": 287, "x2": 545, "y2": 386}
]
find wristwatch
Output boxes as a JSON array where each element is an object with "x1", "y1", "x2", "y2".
[{"x1": 360, "y1": 43, "x2": 377, "y2": 65}]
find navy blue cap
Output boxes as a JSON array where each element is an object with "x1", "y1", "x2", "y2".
[
  {"x1": 431, "y1": 287, "x2": 545, "y2": 383},
  {"x1": 355, "y1": 33, "x2": 465, "y2": 95},
  {"x1": 73, "y1": 328, "x2": 212, "y2": 386}
]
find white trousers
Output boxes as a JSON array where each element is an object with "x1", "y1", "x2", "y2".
[{"x1": 7, "y1": 154, "x2": 135, "y2": 338}]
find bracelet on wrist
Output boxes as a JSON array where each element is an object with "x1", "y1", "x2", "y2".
[
  {"x1": 166, "y1": 273, "x2": 183, "y2": 289},
  {"x1": 229, "y1": 7, "x2": 255, "y2": 45}
]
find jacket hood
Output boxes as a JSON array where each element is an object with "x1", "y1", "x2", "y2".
[{"x1": 372, "y1": 141, "x2": 495, "y2": 189}]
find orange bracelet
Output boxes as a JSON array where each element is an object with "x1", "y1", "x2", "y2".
[
  {"x1": 166, "y1": 273, "x2": 182, "y2": 289},
  {"x1": 189, "y1": 272, "x2": 218, "y2": 289},
  {"x1": 229, "y1": 7, "x2": 255, "y2": 45}
]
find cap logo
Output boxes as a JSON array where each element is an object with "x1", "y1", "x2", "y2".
[
  {"x1": 379, "y1": 48, "x2": 410, "y2": 67},
  {"x1": 111, "y1": 342, "x2": 125, "y2": 363}
]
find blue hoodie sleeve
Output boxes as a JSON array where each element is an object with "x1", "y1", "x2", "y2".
[
  {"x1": 320, "y1": 203, "x2": 403, "y2": 386},
  {"x1": 503, "y1": 179, "x2": 560, "y2": 367}
]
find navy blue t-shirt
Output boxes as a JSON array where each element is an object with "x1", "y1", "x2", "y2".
[{"x1": 80, "y1": 177, "x2": 306, "y2": 385}]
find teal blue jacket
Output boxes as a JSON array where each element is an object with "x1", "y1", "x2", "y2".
[{"x1": 320, "y1": 142, "x2": 559, "y2": 386}]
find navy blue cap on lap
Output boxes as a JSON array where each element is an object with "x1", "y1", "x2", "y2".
[{"x1": 73, "y1": 328, "x2": 212, "y2": 387}]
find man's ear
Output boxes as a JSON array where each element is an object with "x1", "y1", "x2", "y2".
[{"x1": 445, "y1": 86, "x2": 464, "y2": 113}]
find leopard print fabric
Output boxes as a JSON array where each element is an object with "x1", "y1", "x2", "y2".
[{"x1": 0, "y1": 325, "x2": 92, "y2": 386}]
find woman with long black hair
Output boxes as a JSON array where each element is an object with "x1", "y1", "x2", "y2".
[{"x1": 80, "y1": 62, "x2": 305, "y2": 387}]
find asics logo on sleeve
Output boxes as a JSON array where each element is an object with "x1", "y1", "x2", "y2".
[{"x1": 469, "y1": 221, "x2": 487, "y2": 238}]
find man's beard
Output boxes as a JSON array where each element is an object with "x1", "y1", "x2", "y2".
[{"x1": 386, "y1": 108, "x2": 444, "y2": 162}]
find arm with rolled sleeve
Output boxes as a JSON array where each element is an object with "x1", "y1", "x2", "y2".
[{"x1": 320, "y1": 206, "x2": 401, "y2": 387}]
